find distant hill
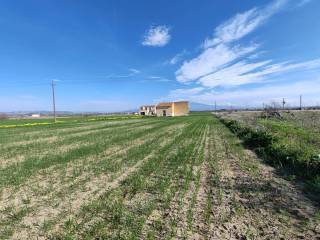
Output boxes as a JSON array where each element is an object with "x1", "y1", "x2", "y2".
[
  {"x1": 189, "y1": 102, "x2": 239, "y2": 111},
  {"x1": 189, "y1": 102, "x2": 214, "y2": 111}
]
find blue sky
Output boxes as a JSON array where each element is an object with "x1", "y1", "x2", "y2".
[{"x1": 0, "y1": 0, "x2": 319, "y2": 112}]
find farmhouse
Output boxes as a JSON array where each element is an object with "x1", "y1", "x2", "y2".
[
  {"x1": 139, "y1": 105, "x2": 156, "y2": 116},
  {"x1": 139, "y1": 101, "x2": 189, "y2": 117},
  {"x1": 156, "y1": 101, "x2": 189, "y2": 117},
  {"x1": 31, "y1": 114, "x2": 41, "y2": 118}
]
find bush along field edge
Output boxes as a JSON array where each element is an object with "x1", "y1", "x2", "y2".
[{"x1": 217, "y1": 116, "x2": 320, "y2": 197}]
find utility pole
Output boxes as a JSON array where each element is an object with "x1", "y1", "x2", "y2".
[
  {"x1": 282, "y1": 98, "x2": 286, "y2": 110},
  {"x1": 214, "y1": 101, "x2": 217, "y2": 112},
  {"x1": 51, "y1": 80, "x2": 56, "y2": 123},
  {"x1": 300, "y1": 95, "x2": 302, "y2": 110}
]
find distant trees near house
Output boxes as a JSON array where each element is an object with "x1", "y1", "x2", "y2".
[{"x1": 0, "y1": 113, "x2": 9, "y2": 120}]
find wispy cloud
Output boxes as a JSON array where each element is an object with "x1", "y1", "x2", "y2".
[
  {"x1": 142, "y1": 25, "x2": 171, "y2": 47},
  {"x1": 203, "y1": 0, "x2": 288, "y2": 48},
  {"x1": 140, "y1": 76, "x2": 172, "y2": 83},
  {"x1": 129, "y1": 68, "x2": 141, "y2": 74},
  {"x1": 106, "y1": 68, "x2": 141, "y2": 79},
  {"x1": 166, "y1": 78, "x2": 320, "y2": 107},
  {"x1": 198, "y1": 58, "x2": 320, "y2": 88},
  {"x1": 148, "y1": 76, "x2": 162, "y2": 79},
  {"x1": 176, "y1": 44, "x2": 258, "y2": 82},
  {"x1": 167, "y1": 50, "x2": 188, "y2": 65}
]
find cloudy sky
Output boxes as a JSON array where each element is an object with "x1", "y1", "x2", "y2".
[{"x1": 0, "y1": 0, "x2": 319, "y2": 111}]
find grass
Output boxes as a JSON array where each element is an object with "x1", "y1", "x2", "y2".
[{"x1": 0, "y1": 112, "x2": 319, "y2": 239}]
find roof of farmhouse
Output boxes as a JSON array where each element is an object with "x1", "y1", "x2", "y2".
[
  {"x1": 140, "y1": 101, "x2": 189, "y2": 109},
  {"x1": 140, "y1": 105, "x2": 156, "y2": 108}
]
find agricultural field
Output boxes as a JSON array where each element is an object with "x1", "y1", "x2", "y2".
[{"x1": 0, "y1": 113, "x2": 319, "y2": 239}]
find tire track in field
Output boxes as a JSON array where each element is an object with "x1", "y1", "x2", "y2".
[
  {"x1": 188, "y1": 126, "x2": 211, "y2": 239},
  {"x1": 8, "y1": 123, "x2": 188, "y2": 239},
  {"x1": 172, "y1": 125, "x2": 208, "y2": 239}
]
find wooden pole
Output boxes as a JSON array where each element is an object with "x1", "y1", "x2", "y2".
[{"x1": 51, "y1": 80, "x2": 56, "y2": 123}]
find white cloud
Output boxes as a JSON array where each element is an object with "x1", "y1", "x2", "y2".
[
  {"x1": 142, "y1": 25, "x2": 171, "y2": 47},
  {"x1": 198, "y1": 58, "x2": 320, "y2": 88},
  {"x1": 203, "y1": 0, "x2": 288, "y2": 48},
  {"x1": 176, "y1": 44, "x2": 258, "y2": 82},
  {"x1": 175, "y1": 0, "x2": 290, "y2": 84},
  {"x1": 166, "y1": 78, "x2": 320, "y2": 107}
]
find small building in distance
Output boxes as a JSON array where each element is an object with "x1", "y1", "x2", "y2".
[
  {"x1": 31, "y1": 114, "x2": 41, "y2": 118},
  {"x1": 139, "y1": 105, "x2": 156, "y2": 116},
  {"x1": 156, "y1": 101, "x2": 189, "y2": 117}
]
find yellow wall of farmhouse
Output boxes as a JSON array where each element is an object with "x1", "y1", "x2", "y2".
[{"x1": 172, "y1": 102, "x2": 189, "y2": 116}]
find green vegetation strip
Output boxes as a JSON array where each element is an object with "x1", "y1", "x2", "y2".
[
  {"x1": 0, "y1": 115, "x2": 144, "y2": 128},
  {"x1": 218, "y1": 117, "x2": 320, "y2": 193},
  {"x1": 0, "y1": 118, "x2": 153, "y2": 145}
]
